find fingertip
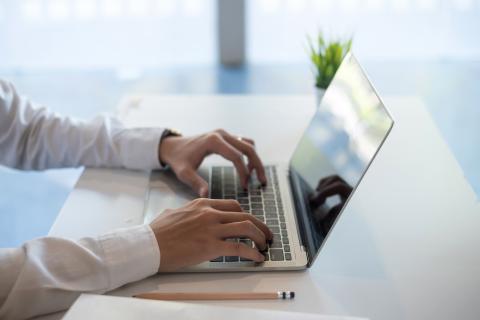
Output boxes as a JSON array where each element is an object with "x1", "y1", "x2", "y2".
[
  {"x1": 257, "y1": 251, "x2": 266, "y2": 262},
  {"x1": 260, "y1": 172, "x2": 268, "y2": 185},
  {"x1": 199, "y1": 186, "x2": 209, "y2": 198},
  {"x1": 266, "y1": 226, "x2": 273, "y2": 240}
]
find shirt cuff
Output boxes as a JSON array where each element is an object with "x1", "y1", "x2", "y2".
[
  {"x1": 114, "y1": 126, "x2": 167, "y2": 171},
  {"x1": 98, "y1": 224, "x2": 160, "y2": 290}
]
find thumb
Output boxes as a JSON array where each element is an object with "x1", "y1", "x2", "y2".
[{"x1": 176, "y1": 167, "x2": 209, "y2": 197}]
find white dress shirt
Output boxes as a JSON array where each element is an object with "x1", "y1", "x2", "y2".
[{"x1": 0, "y1": 80, "x2": 164, "y2": 319}]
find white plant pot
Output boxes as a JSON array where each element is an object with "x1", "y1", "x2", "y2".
[{"x1": 315, "y1": 87, "x2": 326, "y2": 108}]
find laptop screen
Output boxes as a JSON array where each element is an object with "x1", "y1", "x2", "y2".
[{"x1": 289, "y1": 53, "x2": 393, "y2": 262}]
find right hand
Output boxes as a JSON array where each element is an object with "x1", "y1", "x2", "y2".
[{"x1": 149, "y1": 198, "x2": 273, "y2": 272}]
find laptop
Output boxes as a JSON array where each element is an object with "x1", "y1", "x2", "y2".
[{"x1": 144, "y1": 52, "x2": 394, "y2": 272}]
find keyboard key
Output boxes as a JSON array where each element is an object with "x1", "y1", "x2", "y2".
[
  {"x1": 240, "y1": 205, "x2": 250, "y2": 212},
  {"x1": 264, "y1": 200, "x2": 276, "y2": 206},
  {"x1": 265, "y1": 212, "x2": 277, "y2": 218},
  {"x1": 238, "y1": 198, "x2": 249, "y2": 204},
  {"x1": 270, "y1": 226, "x2": 280, "y2": 233},
  {"x1": 269, "y1": 249, "x2": 285, "y2": 261},
  {"x1": 270, "y1": 241, "x2": 282, "y2": 248},
  {"x1": 285, "y1": 253, "x2": 292, "y2": 261},
  {"x1": 252, "y1": 209, "x2": 264, "y2": 215},
  {"x1": 251, "y1": 203, "x2": 263, "y2": 209},
  {"x1": 281, "y1": 230, "x2": 288, "y2": 237},
  {"x1": 210, "y1": 256, "x2": 224, "y2": 262},
  {"x1": 225, "y1": 256, "x2": 239, "y2": 262},
  {"x1": 250, "y1": 196, "x2": 262, "y2": 203},
  {"x1": 266, "y1": 219, "x2": 279, "y2": 226},
  {"x1": 264, "y1": 206, "x2": 277, "y2": 212},
  {"x1": 240, "y1": 238, "x2": 253, "y2": 248},
  {"x1": 280, "y1": 223, "x2": 286, "y2": 230},
  {"x1": 282, "y1": 237, "x2": 289, "y2": 244},
  {"x1": 279, "y1": 216, "x2": 285, "y2": 222},
  {"x1": 284, "y1": 245, "x2": 291, "y2": 252}
]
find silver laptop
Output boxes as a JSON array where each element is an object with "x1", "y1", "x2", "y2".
[{"x1": 144, "y1": 52, "x2": 394, "y2": 272}]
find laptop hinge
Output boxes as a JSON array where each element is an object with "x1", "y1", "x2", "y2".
[{"x1": 288, "y1": 167, "x2": 318, "y2": 267}]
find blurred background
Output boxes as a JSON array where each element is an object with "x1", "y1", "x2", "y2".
[{"x1": 1, "y1": 0, "x2": 479, "y2": 246}]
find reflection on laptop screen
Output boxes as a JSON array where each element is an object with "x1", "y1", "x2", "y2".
[{"x1": 290, "y1": 53, "x2": 393, "y2": 261}]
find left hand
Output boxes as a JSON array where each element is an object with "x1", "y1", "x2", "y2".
[{"x1": 158, "y1": 129, "x2": 267, "y2": 197}]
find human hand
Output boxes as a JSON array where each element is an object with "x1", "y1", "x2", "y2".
[
  {"x1": 149, "y1": 198, "x2": 273, "y2": 271},
  {"x1": 309, "y1": 175, "x2": 353, "y2": 232},
  {"x1": 309, "y1": 174, "x2": 353, "y2": 209},
  {"x1": 159, "y1": 129, "x2": 267, "y2": 197}
]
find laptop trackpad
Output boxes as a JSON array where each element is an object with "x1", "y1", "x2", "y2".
[{"x1": 143, "y1": 168, "x2": 208, "y2": 224}]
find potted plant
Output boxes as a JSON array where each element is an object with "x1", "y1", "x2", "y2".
[{"x1": 308, "y1": 33, "x2": 352, "y2": 107}]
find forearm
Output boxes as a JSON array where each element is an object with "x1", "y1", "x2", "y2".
[
  {"x1": 0, "y1": 79, "x2": 165, "y2": 171},
  {"x1": 0, "y1": 225, "x2": 160, "y2": 319}
]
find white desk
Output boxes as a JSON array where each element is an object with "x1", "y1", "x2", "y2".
[{"x1": 49, "y1": 95, "x2": 480, "y2": 320}]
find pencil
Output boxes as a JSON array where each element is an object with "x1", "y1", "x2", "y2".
[{"x1": 133, "y1": 291, "x2": 295, "y2": 301}]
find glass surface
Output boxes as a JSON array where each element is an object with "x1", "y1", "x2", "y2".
[{"x1": 290, "y1": 53, "x2": 393, "y2": 255}]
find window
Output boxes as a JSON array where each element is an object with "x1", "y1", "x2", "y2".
[
  {"x1": 247, "y1": 0, "x2": 480, "y2": 63},
  {"x1": 0, "y1": 0, "x2": 215, "y2": 68}
]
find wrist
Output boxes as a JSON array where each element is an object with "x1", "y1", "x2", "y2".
[{"x1": 158, "y1": 129, "x2": 182, "y2": 167}]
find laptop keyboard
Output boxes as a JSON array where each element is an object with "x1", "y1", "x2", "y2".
[{"x1": 209, "y1": 166, "x2": 291, "y2": 263}]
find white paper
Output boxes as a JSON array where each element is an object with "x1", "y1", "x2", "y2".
[{"x1": 63, "y1": 294, "x2": 367, "y2": 320}]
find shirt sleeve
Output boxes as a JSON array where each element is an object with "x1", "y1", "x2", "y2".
[
  {"x1": 0, "y1": 79, "x2": 165, "y2": 171},
  {"x1": 0, "y1": 79, "x2": 164, "y2": 319},
  {"x1": 0, "y1": 225, "x2": 160, "y2": 319}
]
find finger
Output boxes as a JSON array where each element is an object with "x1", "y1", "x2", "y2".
[
  {"x1": 216, "y1": 221, "x2": 267, "y2": 251},
  {"x1": 247, "y1": 162, "x2": 255, "y2": 175},
  {"x1": 240, "y1": 136, "x2": 255, "y2": 146},
  {"x1": 310, "y1": 181, "x2": 352, "y2": 207},
  {"x1": 203, "y1": 199, "x2": 242, "y2": 212},
  {"x1": 217, "y1": 240, "x2": 265, "y2": 262},
  {"x1": 206, "y1": 134, "x2": 250, "y2": 189},
  {"x1": 175, "y1": 167, "x2": 209, "y2": 197},
  {"x1": 317, "y1": 175, "x2": 347, "y2": 190},
  {"x1": 217, "y1": 212, "x2": 273, "y2": 240},
  {"x1": 221, "y1": 134, "x2": 267, "y2": 185}
]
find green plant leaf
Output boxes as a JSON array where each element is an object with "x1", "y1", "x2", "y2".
[{"x1": 307, "y1": 32, "x2": 353, "y2": 89}]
